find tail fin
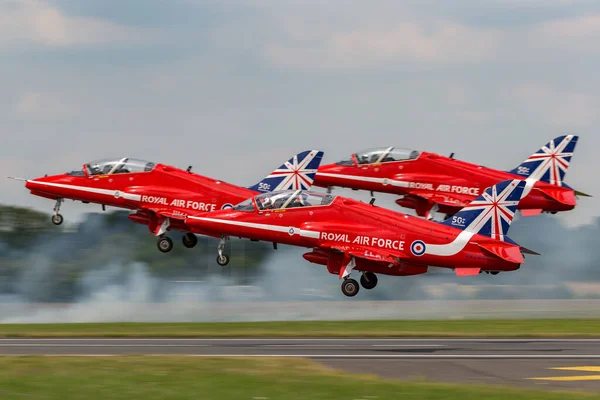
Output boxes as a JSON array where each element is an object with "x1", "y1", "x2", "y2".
[
  {"x1": 441, "y1": 179, "x2": 526, "y2": 242},
  {"x1": 509, "y1": 135, "x2": 578, "y2": 186},
  {"x1": 248, "y1": 150, "x2": 325, "y2": 193}
]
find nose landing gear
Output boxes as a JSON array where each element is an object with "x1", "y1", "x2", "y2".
[
  {"x1": 216, "y1": 236, "x2": 230, "y2": 266},
  {"x1": 51, "y1": 199, "x2": 64, "y2": 225}
]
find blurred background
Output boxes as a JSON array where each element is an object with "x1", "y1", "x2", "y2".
[{"x1": 1, "y1": 0, "x2": 599, "y2": 323}]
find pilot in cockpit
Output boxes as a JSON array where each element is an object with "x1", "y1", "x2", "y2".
[{"x1": 288, "y1": 193, "x2": 306, "y2": 208}]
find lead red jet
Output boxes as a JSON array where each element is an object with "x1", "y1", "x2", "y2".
[
  {"x1": 183, "y1": 179, "x2": 536, "y2": 297},
  {"x1": 10, "y1": 151, "x2": 324, "y2": 262},
  {"x1": 313, "y1": 135, "x2": 590, "y2": 220}
]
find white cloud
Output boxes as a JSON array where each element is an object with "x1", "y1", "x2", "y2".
[
  {"x1": 14, "y1": 91, "x2": 75, "y2": 118},
  {"x1": 536, "y1": 14, "x2": 600, "y2": 52},
  {"x1": 246, "y1": 3, "x2": 600, "y2": 69},
  {"x1": 266, "y1": 20, "x2": 500, "y2": 68},
  {"x1": 0, "y1": 0, "x2": 147, "y2": 48}
]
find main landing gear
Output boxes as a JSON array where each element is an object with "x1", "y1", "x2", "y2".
[
  {"x1": 157, "y1": 232, "x2": 198, "y2": 253},
  {"x1": 51, "y1": 199, "x2": 64, "y2": 225},
  {"x1": 360, "y1": 272, "x2": 378, "y2": 290},
  {"x1": 341, "y1": 272, "x2": 379, "y2": 297},
  {"x1": 339, "y1": 256, "x2": 379, "y2": 297},
  {"x1": 341, "y1": 278, "x2": 359, "y2": 297},
  {"x1": 216, "y1": 235, "x2": 230, "y2": 266},
  {"x1": 182, "y1": 232, "x2": 198, "y2": 248},
  {"x1": 157, "y1": 236, "x2": 173, "y2": 253}
]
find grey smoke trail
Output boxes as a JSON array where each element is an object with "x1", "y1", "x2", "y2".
[{"x1": 0, "y1": 209, "x2": 599, "y2": 323}]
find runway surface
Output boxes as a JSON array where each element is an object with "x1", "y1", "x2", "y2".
[{"x1": 1, "y1": 338, "x2": 600, "y2": 391}]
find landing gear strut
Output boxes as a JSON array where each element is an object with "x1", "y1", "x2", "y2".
[
  {"x1": 157, "y1": 236, "x2": 173, "y2": 253},
  {"x1": 216, "y1": 236, "x2": 230, "y2": 266},
  {"x1": 51, "y1": 199, "x2": 64, "y2": 225},
  {"x1": 360, "y1": 272, "x2": 378, "y2": 290},
  {"x1": 182, "y1": 232, "x2": 198, "y2": 248}
]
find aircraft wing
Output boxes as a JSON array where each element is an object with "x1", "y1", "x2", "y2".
[
  {"x1": 321, "y1": 243, "x2": 410, "y2": 264},
  {"x1": 142, "y1": 207, "x2": 187, "y2": 221},
  {"x1": 402, "y1": 191, "x2": 472, "y2": 208}
]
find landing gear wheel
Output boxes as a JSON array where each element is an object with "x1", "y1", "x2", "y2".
[
  {"x1": 217, "y1": 254, "x2": 230, "y2": 266},
  {"x1": 157, "y1": 237, "x2": 173, "y2": 253},
  {"x1": 51, "y1": 214, "x2": 63, "y2": 226},
  {"x1": 360, "y1": 272, "x2": 378, "y2": 290},
  {"x1": 341, "y1": 278, "x2": 359, "y2": 297},
  {"x1": 490, "y1": 271, "x2": 500, "y2": 275},
  {"x1": 182, "y1": 233, "x2": 198, "y2": 248}
]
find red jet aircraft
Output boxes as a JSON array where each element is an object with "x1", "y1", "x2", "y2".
[
  {"x1": 184, "y1": 179, "x2": 535, "y2": 297},
  {"x1": 10, "y1": 151, "x2": 324, "y2": 263},
  {"x1": 314, "y1": 135, "x2": 590, "y2": 220}
]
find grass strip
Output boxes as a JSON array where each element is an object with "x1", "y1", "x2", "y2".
[
  {"x1": 0, "y1": 356, "x2": 597, "y2": 400},
  {"x1": 0, "y1": 319, "x2": 599, "y2": 337}
]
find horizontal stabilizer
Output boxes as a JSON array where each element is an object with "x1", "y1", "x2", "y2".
[
  {"x1": 538, "y1": 187, "x2": 577, "y2": 206},
  {"x1": 520, "y1": 246, "x2": 540, "y2": 256},
  {"x1": 520, "y1": 209, "x2": 543, "y2": 217},
  {"x1": 455, "y1": 268, "x2": 480, "y2": 276},
  {"x1": 575, "y1": 190, "x2": 592, "y2": 198},
  {"x1": 478, "y1": 242, "x2": 524, "y2": 264}
]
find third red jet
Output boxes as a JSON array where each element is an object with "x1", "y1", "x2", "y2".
[
  {"x1": 314, "y1": 135, "x2": 590, "y2": 219},
  {"x1": 184, "y1": 179, "x2": 535, "y2": 297}
]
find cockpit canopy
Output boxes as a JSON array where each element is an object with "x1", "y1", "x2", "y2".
[
  {"x1": 233, "y1": 190, "x2": 335, "y2": 212},
  {"x1": 67, "y1": 158, "x2": 156, "y2": 176},
  {"x1": 337, "y1": 147, "x2": 420, "y2": 166}
]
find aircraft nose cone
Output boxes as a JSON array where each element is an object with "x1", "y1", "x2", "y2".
[
  {"x1": 314, "y1": 163, "x2": 345, "y2": 187},
  {"x1": 24, "y1": 179, "x2": 37, "y2": 190}
]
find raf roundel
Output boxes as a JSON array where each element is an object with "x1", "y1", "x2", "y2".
[
  {"x1": 288, "y1": 227, "x2": 295, "y2": 236},
  {"x1": 221, "y1": 203, "x2": 233, "y2": 210},
  {"x1": 114, "y1": 190, "x2": 121, "y2": 199},
  {"x1": 411, "y1": 240, "x2": 426, "y2": 256}
]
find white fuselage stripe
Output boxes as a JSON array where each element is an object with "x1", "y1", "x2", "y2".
[
  {"x1": 187, "y1": 216, "x2": 320, "y2": 239},
  {"x1": 424, "y1": 230, "x2": 475, "y2": 257},
  {"x1": 316, "y1": 173, "x2": 409, "y2": 188},
  {"x1": 27, "y1": 180, "x2": 141, "y2": 201}
]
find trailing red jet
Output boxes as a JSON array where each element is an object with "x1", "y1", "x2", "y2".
[
  {"x1": 10, "y1": 151, "x2": 324, "y2": 260},
  {"x1": 184, "y1": 179, "x2": 536, "y2": 297},
  {"x1": 314, "y1": 135, "x2": 590, "y2": 219}
]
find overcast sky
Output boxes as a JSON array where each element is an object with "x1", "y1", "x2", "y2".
[{"x1": 0, "y1": 0, "x2": 598, "y2": 227}]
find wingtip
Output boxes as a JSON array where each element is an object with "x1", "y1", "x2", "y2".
[{"x1": 7, "y1": 177, "x2": 28, "y2": 182}]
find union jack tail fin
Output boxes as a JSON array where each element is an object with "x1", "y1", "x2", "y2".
[
  {"x1": 248, "y1": 150, "x2": 324, "y2": 193},
  {"x1": 441, "y1": 180, "x2": 527, "y2": 242},
  {"x1": 509, "y1": 135, "x2": 578, "y2": 186}
]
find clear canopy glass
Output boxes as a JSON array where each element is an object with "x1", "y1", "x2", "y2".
[
  {"x1": 85, "y1": 158, "x2": 156, "y2": 175},
  {"x1": 233, "y1": 198, "x2": 256, "y2": 212},
  {"x1": 250, "y1": 190, "x2": 335, "y2": 211},
  {"x1": 337, "y1": 147, "x2": 420, "y2": 166}
]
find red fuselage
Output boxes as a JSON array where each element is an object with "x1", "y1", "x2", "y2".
[
  {"x1": 314, "y1": 152, "x2": 576, "y2": 217},
  {"x1": 25, "y1": 163, "x2": 256, "y2": 236},
  {"x1": 185, "y1": 194, "x2": 523, "y2": 278}
]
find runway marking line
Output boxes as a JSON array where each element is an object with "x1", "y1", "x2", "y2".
[
  {"x1": 528, "y1": 366, "x2": 600, "y2": 381},
  {"x1": 2, "y1": 354, "x2": 600, "y2": 359}
]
